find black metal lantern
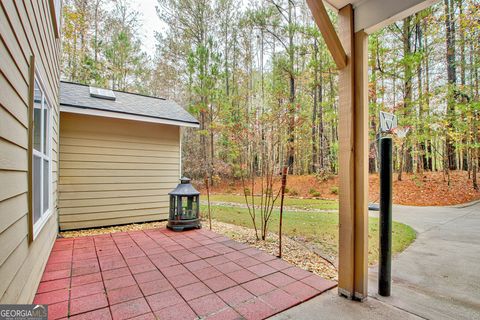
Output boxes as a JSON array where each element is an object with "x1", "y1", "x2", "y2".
[{"x1": 167, "y1": 177, "x2": 201, "y2": 231}]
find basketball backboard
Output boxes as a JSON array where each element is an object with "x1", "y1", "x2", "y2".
[{"x1": 379, "y1": 111, "x2": 397, "y2": 133}]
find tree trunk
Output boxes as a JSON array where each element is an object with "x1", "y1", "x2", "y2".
[
  {"x1": 459, "y1": 0, "x2": 469, "y2": 172},
  {"x1": 328, "y1": 69, "x2": 335, "y2": 173},
  {"x1": 94, "y1": 0, "x2": 102, "y2": 66},
  {"x1": 369, "y1": 36, "x2": 379, "y2": 173},
  {"x1": 287, "y1": 0, "x2": 295, "y2": 173},
  {"x1": 398, "y1": 142, "x2": 404, "y2": 181},
  {"x1": 473, "y1": 155, "x2": 478, "y2": 190},
  {"x1": 424, "y1": 16, "x2": 432, "y2": 171},
  {"x1": 200, "y1": 109, "x2": 208, "y2": 178},
  {"x1": 444, "y1": 0, "x2": 457, "y2": 170},
  {"x1": 311, "y1": 40, "x2": 318, "y2": 173},
  {"x1": 416, "y1": 14, "x2": 425, "y2": 174},
  {"x1": 210, "y1": 109, "x2": 214, "y2": 184},
  {"x1": 318, "y1": 61, "x2": 324, "y2": 170},
  {"x1": 400, "y1": 17, "x2": 413, "y2": 179}
]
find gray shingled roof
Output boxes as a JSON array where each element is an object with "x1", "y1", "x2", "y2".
[{"x1": 60, "y1": 81, "x2": 199, "y2": 125}]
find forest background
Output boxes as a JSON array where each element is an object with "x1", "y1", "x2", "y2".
[{"x1": 61, "y1": 0, "x2": 480, "y2": 192}]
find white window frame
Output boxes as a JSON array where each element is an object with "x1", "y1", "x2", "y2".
[{"x1": 32, "y1": 74, "x2": 53, "y2": 239}]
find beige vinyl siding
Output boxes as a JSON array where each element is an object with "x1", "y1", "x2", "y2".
[
  {"x1": 59, "y1": 113, "x2": 180, "y2": 230},
  {"x1": 0, "y1": 0, "x2": 60, "y2": 304}
]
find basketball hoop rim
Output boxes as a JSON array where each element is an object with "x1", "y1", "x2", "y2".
[{"x1": 392, "y1": 126, "x2": 410, "y2": 138}]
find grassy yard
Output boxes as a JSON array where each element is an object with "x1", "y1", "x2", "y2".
[
  {"x1": 207, "y1": 194, "x2": 339, "y2": 211},
  {"x1": 201, "y1": 201, "x2": 415, "y2": 265}
]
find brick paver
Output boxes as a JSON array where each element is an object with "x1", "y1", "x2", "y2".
[{"x1": 34, "y1": 228, "x2": 336, "y2": 319}]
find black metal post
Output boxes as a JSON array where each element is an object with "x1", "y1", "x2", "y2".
[{"x1": 379, "y1": 137, "x2": 392, "y2": 297}]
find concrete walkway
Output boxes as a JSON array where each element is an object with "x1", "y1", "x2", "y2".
[{"x1": 273, "y1": 201, "x2": 480, "y2": 320}]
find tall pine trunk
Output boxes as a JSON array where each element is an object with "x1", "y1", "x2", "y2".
[
  {"x1": 311, "y1": 40, "x2": 318, "y2": 173},
  {"x1": 287, "y1": 0, "x2": 296, "y2": 173},
  {"x1": 399, "y1": 17, "x2": 413, "y2": 180},
  {"x1": 369, "y1": 36, "x2": 379, "y2": 173},
  {"x1": 416, "y1": 14, "x2": 425, "y2": 174},
  {"x1": 458, "y1": 0, "x2": 468, "y2": 172},
  {"x1": 445, "y1": 0, "x2": 457, "y2": 170}
]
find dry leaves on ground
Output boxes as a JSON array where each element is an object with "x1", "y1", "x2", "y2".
[{"x1": 198, "y1": 171, "x2": 480, "y2": 206}]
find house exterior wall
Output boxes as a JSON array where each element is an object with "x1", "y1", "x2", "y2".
[
  {"x1": 0, "y1": 1, "x2": 60, "y2": 303},
  {"x1": 59, "y1": 112, "x2": 181, "y2": 230}
]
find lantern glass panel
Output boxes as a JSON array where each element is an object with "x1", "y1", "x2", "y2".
[
  {"x1": 189, "y1": 197, "x2": 194, "y2": 218},
  {"x1": 192, "y1": 197, "x2": 198, "y2": 216},
  {"x1": 169, "y1": 196, "x2": 174, "y2": 219},
  {"x1": 180, "y1": 196, "x2": 187, "y2": 219}
]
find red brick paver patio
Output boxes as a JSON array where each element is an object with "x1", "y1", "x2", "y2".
[{"x1": 35, "y1": 228, "x2": 336, "y2": 320}]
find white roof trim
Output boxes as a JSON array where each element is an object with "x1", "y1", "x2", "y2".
[
  {"x1": 60, "y1": 105, "x2": 200, "y2": 128},
  {"x1": 354, "y1": 0, "x2": 438, "y2": 33},
  {"x1": 323, "y1": 0, "x2": 439, "y2": 34}
]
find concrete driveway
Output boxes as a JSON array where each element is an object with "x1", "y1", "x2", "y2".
[{"x1": 273, "y1": 201, "x2": 480, "y2": 320}]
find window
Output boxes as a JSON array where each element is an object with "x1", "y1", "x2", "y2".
[{"x1": 32, "y1": 78, "x2": 52, "y2": 237}]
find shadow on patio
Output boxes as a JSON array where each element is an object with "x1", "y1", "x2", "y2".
[{"x1": 34, "y1": 228, "x2": 336, "y2": 320}]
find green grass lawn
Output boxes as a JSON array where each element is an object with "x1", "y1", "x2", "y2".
[
  {"x1": 207, "y1": 194, "x2": 339, "y2": 211},
  {"x1": 201, "y1": 204, "x2": 416, "y2": 265}
]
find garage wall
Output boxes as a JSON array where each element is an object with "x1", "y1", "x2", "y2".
[
  {"x1": 59, "y1": 113, "x2": 181, "y2": 230},
  {"x1": 0, "y1": 0, "x2": 60, "y2": 303}
]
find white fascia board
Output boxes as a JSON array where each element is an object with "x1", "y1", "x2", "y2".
[
  {"x1": 60, "y1": 105, "x2": 200, "y2": 128},
  {"x1": 323, "y1": 0, "x2": 342, "y2": 12},
  {"x1": 354, "y1": 0, "x2": 439, "y2": 33}
]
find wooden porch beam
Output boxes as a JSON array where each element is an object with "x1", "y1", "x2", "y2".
[
  {"x1": 306, "y1": 0, "x2": 347, "y2": 69},
  {"x1": 337, "y1": 4, "x2": 355, "y2": 298},
  {"x1": 337, "y1": 4, "x2": 369, "y2": 300},
  {"x1": 353, "y1": 29, "x2": 369, "y2": 300}
]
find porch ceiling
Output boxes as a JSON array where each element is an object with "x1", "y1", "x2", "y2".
[{"x1": 324, "y1": 0, "x2": 439, "y2": 33}]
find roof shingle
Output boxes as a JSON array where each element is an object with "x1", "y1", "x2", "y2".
[{"x1": 60, "y1": 81, "x2": 199, "y2": 126}]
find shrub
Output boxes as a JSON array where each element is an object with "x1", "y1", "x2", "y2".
[
  {"x1": 330, "y1": 186, "x2": 339, "y2": 195},
  {"x1": 289, "y1": 189, "x2": 299, "y2": 196},
  {"x1": 243, "y1": 187, "x2": 251, "y2": 196},
  {"x1": 311, "y1": 191, "x2": 321, "y2": 197},
  {"x1": 212, "y1": 174, "x2": 222, "y2": 186},
  {"x1": 315, "y1": 169, "x2": 334, "y2": 182}
]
